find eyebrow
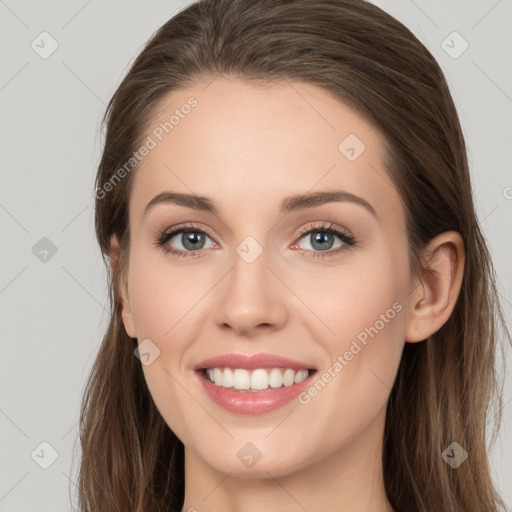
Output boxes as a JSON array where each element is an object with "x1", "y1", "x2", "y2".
[{"x1": 143, "y1": 190, "x2": 377, "y2": 218}]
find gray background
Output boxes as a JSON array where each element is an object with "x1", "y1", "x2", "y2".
[{"x1": 0, "y1": 0, "x2": 511, "y2": 510}]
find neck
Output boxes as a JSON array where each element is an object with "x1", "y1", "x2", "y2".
[{"x1": 180, "y1": 407, "x2": 394, "y2": 512}]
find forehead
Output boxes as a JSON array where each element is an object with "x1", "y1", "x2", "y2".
[{"x1": 129, "y1": 77, "x2": 401, "y2": 226}]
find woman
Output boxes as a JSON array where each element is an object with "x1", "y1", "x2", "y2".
[{"x1": 77, "y1": 0, "x2": 510, "y2": 511}]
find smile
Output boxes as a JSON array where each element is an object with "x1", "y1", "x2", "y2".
[
  {"x1": 193, "y1": 353, "x2": 317, "y2": 414},
  {"x1": 203, "y1": 367, "x2": 310, "y2": 391}
]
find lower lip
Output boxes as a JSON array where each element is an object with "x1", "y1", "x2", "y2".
[{"x1": 196, "y1": 370, "x2": 316, "y2": 415}]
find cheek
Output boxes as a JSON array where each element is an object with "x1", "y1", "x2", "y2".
[
  {"x1": 127, "y1": 246, "x2": 203, "y2": 342},
  {"x1": 126, "y1": 249, "x2": 207, "y2": 444},
  {"x1": 292, "y1": 262, "x2": 407, "y2": 443},
  {"x1": 309, "y1": 247, "x2": 409, "y2": 385}
]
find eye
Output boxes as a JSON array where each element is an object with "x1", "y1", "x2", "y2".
[
  {"x1": 292, "y1": 222, "x2": 357, "y2": 259},
  {"x1": 154, "y1": 223, "x2": 216, "y2": 258},
  {"x1": 154, "y1": 221, "x2": 357, "y2": 259}
]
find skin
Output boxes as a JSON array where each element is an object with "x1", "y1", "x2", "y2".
[{"x1": 110, "y1": 77, "x2": 465, "y2": 512}]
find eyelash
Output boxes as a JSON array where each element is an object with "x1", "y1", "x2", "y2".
[{"x1": 154, "y1": 222, "x2": 357, "y2": 260}]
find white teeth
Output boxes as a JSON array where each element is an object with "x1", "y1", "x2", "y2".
[
  {"x1": 251, "y1": 369, "x2": 269, "y2": 390},
  {"x1": 223, "y1": 367, "x2": 234, "y2": 388},
  {"x1": 204, "y1": 367, "x2": 311, "y2": 391},
  {"x1": 233, "y1": 368, "x2": 251, "y2": 390},
  {"x1": 214, "y1": 368, "x2": 223, "y2": 386},
  {"x1": 294, "y1": 369, "x2": 309, "y2": 384},
  {"x1": 282, "y1": 368, "x2": 295, "y2": 387},
  {"x1": 269, "y1": 368, "x2": 283, "y2": 388}
]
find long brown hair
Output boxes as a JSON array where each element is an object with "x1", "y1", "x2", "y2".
[{"x1": 75, "y1": 0, "x2": 511, "y2": 510}]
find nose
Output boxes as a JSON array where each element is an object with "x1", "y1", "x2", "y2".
[{"x1": 212, "y1": 247, "x2": 288, "y2": 337}]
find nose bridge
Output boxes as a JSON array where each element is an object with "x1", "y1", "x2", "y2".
[{"x1": 213, "y1": 234, "x2": 286, "y2": 334}]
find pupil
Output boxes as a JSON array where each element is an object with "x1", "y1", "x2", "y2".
[
  {"x1": 183, "y1": 232, "x2": 204, "y2": 250},
  {"x1": 312, "y1": 231, "x2": 333, "y2": 250}
]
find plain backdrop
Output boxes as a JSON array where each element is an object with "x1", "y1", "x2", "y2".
[{"x1": 0, "y1": 1, "x2": 511, "y2": 510}]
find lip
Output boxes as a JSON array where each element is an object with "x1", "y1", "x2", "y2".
[
  {"x1": 196, "y1": 369, "x2": 316, "y2": 415},
  {"x1": 193, "y1": 352, "x2": 317, "y2": 415},
  {"x1": 193, "y1": 352, "x2": 315, "y2": 371}
]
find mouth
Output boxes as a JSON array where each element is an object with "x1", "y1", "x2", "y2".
[
  {"x1": 198, "y1": 367, "x2": 317, "y2": 392},
  {"x1": 193, "y1": 353, "x2": 318, "y2": 415}
]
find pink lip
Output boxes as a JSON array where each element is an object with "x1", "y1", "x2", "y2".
[
  {"x1": 193, "y1": 352, "x2": 315, "y2": 371},
  {"x1": 193, "y1": 352, "x2": 317, "y2": 415},
  {"x1": 196, "y1": 369, "x2": 316, "y2": 415}
]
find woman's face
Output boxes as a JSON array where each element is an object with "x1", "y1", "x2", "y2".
[{"x1": 119, "y1": 77, "x2": 416, "y2": 477}]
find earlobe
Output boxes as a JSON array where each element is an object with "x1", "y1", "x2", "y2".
[
  {"x1": 109, "y1": 234, "x2": 137, "y2": 339},
  {"x1": 404, "y1": 231, "x2": 465, "y2": 343}
]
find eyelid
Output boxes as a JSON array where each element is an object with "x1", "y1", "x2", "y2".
[
  {"x1": 156, "y1": 220, "x2": 356, "y2": 258},
  {"x1": 162, "y1": 222, "x2": 217, "y2": 240},
  {"x1": 291, "y1": 221, "x2": 356, "y2": 257},
  {"x1": 159, "y1": 221, "x2": 351, "y2": 242},
  {"x1": 294, "y1": 221, "x2": 353, "y2": 241}
]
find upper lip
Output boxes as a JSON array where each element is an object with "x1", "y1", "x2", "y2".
[{"x1": 193, "y1": 353, "x2": 316, "y2": 371}]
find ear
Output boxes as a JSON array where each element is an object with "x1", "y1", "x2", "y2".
[
  {"x1": 404, "y1": 231, "x2": 465, "y2": 343},
  {"x1": 109, "y1": 234, "x2": 137, "y2": 338}
]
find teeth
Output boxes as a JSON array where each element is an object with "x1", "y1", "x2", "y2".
[
  {"x1": 294, "y1": 369, "x2": 309, "y2": 384},
  {"x1": 283, "y1": 368, "x2": 295, "y2": 387},
  {"x1": 204, "y1": 367, "x2": 310, "y2": 391},
  {"x1": 223, "y1": 368, "x2": 234, "y2": 388},
  {"x1": 233, "y1": 369, "x2": 251, "y2": 390},
  {"x1": 269, "y1": 368, "x2": 283, "y2": 388},
  {"x1": 250, "y1": 369, "x2": 268, "y2": 390}
]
